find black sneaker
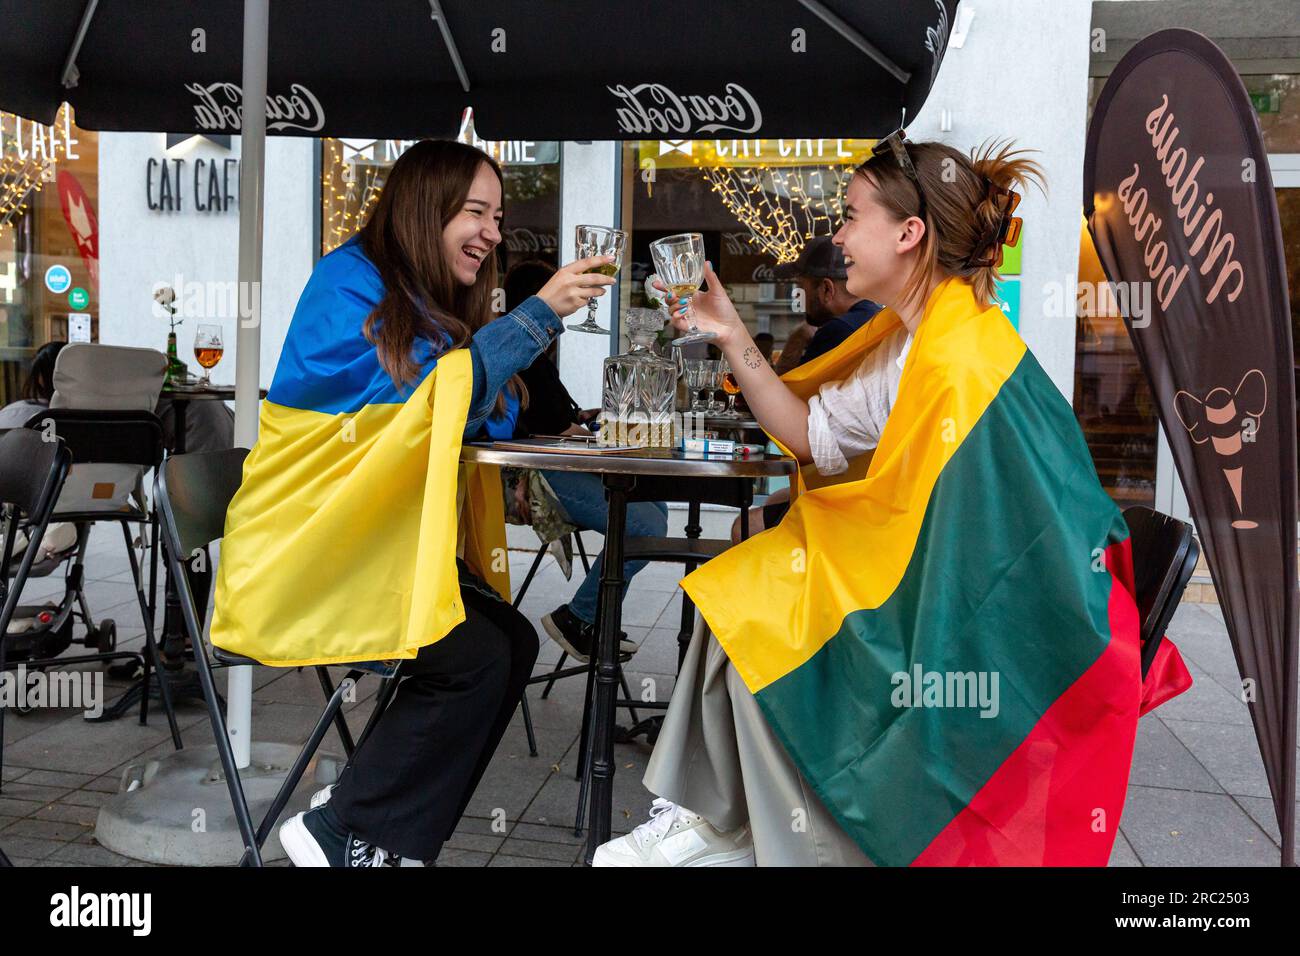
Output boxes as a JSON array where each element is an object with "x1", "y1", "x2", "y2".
[
  {"x1": 279, "y1": 805, "x2": 393, "y2": 868},
  {"x1": 541, "y1": 605, "x2": 636, "y2": 663}
]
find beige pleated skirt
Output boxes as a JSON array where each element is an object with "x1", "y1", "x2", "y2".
[{"x1": 643, "y1": 615, "x2": 874, "y2": 867}]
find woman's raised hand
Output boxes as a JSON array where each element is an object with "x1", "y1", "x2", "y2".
[
  {"x1": 537, "y1": 255, "x2": 617, "y2": 319},
  {"x1": 659, "y1": 261, "x2": 745, "y2": 347}
]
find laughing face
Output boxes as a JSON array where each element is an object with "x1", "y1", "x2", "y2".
[
  {"x1": 442, "y1": 161, "x2": 503, "y2": 286},
  {"x1": 832, "y1": 172, "x2": 925, "y2": 306}
]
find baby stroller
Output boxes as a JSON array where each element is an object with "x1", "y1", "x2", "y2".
[{"x1": 1, "y1": 518, "x2": 122, "y2": 714}]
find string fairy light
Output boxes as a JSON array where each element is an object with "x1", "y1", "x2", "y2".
[
  {"x1": 0, "y1": 104, "x2": 73, "y2": 233},
  {"x1": 701, "y1": 161, "x2": 853, "y2": 263}
]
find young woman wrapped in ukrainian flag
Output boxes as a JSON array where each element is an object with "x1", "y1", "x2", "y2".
[
  {"x1": 208, "y1": 140, "x2": 617, "y2": 867},
  {"x1": 594, "y1": 137, "x2": 1193, "y2": 868}
]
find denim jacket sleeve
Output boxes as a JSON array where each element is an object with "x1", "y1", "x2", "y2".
[{"x1": 464, "y1": 295, "x2": 564, "y2": 438}]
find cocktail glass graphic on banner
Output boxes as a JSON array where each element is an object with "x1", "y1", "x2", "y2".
[
  {"x1": 1173, "y1": 369, "x2": 1267, "y2": 530},
  {"x1": 568, "y1": 224, "x2": 627, "y2": 334},
  {"x1": 650, "y1": 232, "x2": 714, "y2": 347},
  {"x1": 193, "y1": 323, "x2": 224, "y2": 387}
]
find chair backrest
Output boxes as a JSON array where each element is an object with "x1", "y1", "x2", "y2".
[
  {"x1": 0, "y1": 429, "x2": 70, "y2": 521},
  {"x1": 156, "y1": 449, "x2": 249, "y2": 558},
  {"x1": 50, "y1": 343, "x2": 167, "y2": 410},
  {"x1": 27, "y1": 410, "x2": 164, "y2": 516},
  {"x1": 1123, "y1": 506, "x2": 1200, "y2": 679}
]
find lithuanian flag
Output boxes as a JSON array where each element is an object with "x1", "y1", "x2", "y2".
[
  {"x1": 682, "y1": 277, "x2": 1191, "y2": 866},
  {"x1": 210, "y1": 238, "x2": 507, "y2": 667}
]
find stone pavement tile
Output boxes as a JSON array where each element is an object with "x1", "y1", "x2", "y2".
[
  {"x1": 0, "y1": 796, "x2": 44, "y2": 817},
  {"x1": 0, "y1": 780, "x2": 75, "y2": 804},
  {"x1": 521, "y1": 742, "x2": 656, "y2": 836},
  {"x1": 1164, "y1": 605, "x2": 1241, "y2": 683},
  {"x1": 446, "y1": 816, "x2": 506, "y2": 855},
  {"x1": 1120, "y1": 786, "x2": 1277, "y2": 866},
  {"x1": 0, "y1": 814, "x2": 19, "y2": 830},
  {"x1": 463, "y1": 726, "x2": 577, "y2": 822},
  {"x1": 1235, "y1": 796, "x2": 1300, "y2": 848},
  {"x1": 17, "y1": 769, "x2": 97, "y2": 789},
  {"x1": 2, "y1": 765, "x2": 30, "y2": 782},
  {"x1": 498, "y1": 836, "x2": 584, "y2": 863},
  {"x1": 47, "y1": 840, "x2": 149, "y2": 866},
  {"x1": 626, "y1": 627, "x2": 688, "y2": 678},
  {"x1": 620, "y1": 590, "x2": 673, "y2": 629},
  {"x1": 2, "y1": 707, "x2": 209, "y2": 775},
  {"x1": 86, "y1": 774, "x2": 123, "y2": 792},
  {"x1": 488, "y1": 853, "x2": 571, "y2": 867},
  {"x1": 1108, "y1": 830, "x2": 1142, "y2": 867},
  {"x1": 34, "y1": 801, "x2": 100, "y2": 826},
  {"x1": 1149, "y1": 660, "x2": 1251, "y2": 727},
  {"x1": 435, "y1": 847, "x2": 492, "y2": 867},
  {"x1": 0, "y1": 833, "x2": 65, "y2": 860},
  {"x1": 507, "y1": 821, "x2": 586, "y2": 846},
  {"x1": 4, "y1": 816, "x2": 93, "y2": 842},
  {"x1": 1161, "y1": 718, "x2": 1272, "y2": 798},
  {"x1": 1128, "y1": 716, "x2": 1222, "y2": 793},
  {"x1": 59, "y1": 788, "x2": 115, "y2": 809}
]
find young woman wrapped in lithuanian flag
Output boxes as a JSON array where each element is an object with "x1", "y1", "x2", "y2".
[
  {"x1": 594, "y1": 136, "x2": 1192, "y2": 867},
  {"x1": 209, "y1": 141, "x2": 617, "y2": 867}
]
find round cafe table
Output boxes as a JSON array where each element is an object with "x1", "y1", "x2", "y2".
[{"x1": 461, "y1": 441, "x2": 796, "y2": 864}]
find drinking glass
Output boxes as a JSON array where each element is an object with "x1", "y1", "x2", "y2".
[
  {"x1": 702, "y1": 359, "x2": 721, "y2": 413},
  {"x1": 720, "y1": 356, "x2": 741, "y2": 417},
  {"x1": 193, "y1": 323, "x2": 224, "y2": 387},
  {"x1": 650, "y1": 232, "x2": 713, "y2": 347},
  {"x1": 569, "y1": 224, "x2": 627, "y2": 334}
]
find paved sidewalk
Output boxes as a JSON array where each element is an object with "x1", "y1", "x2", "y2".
[{"x1": 1, "y1": 516, "x2": 1294, "y2": 866}]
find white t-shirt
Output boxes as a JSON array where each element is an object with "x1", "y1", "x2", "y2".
[{"x1": 805, "y1": 326, "x2": 912, "y2": 475}]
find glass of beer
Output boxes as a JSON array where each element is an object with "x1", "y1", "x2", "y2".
[
  {"x1": 193, "y1": 323, "x2": 224, "y2": 387},
  {"x1": 720, "y1": 355, "x2": 742, "y2": 417},
  {"x1": 568, "y1": 224, "x2": 627, "y2": 334},
  {"x1": 650, "y1": 232, "x2": 713, "y2": 347}
]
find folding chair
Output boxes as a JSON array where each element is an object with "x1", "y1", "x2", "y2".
[
  {"x1": 0, "y1": 429, "x2": 71, "y2": 861},
  {"x1": 1123, "y1": 506, "x2": 1200, "y2": 679},
  {"x1": 156, "y1": 449, "x2": 401, "y2": 866}
]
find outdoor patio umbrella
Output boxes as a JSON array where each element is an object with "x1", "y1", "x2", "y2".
[{"x1": 0, "y1": 0, "x2": 957, "y2": 861}]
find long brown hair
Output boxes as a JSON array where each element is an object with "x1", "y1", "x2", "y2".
[
  {"x1": 358, "y1": 140, "x2": 514, "y2": 404},
  {"x1": 855, "y1": 139, "x2": 1045, "y2": 311}
]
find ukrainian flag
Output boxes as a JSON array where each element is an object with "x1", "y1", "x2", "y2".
[
  {"x1": 210, "y1": 237, "x2": 507, "y2": 667},
  {"x1": 683, "y1": 277, "x2": 1190, "y2": 865}
]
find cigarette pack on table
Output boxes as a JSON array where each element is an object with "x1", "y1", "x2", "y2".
[{"x1": 682, "y1": 436, "x2": 736, "y2": 455}]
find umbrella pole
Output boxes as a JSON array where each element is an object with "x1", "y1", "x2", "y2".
[{"x1": 229, "y1": 0, "x2": 270, "y2": 770}]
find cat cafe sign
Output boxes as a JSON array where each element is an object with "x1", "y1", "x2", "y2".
[{"x1": 145, "y1": 134, "x2": 239, "y2": 213}]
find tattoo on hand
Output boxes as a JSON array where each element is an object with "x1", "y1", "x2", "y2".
[{"x1": 743, "y1": 346, "x2": 762, "y2": 369}]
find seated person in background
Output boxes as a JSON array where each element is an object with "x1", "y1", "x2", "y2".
[
  {"x1": 772, "y1": 236, "x2": 881, "y2": 375},
  {"x1": 501, "y1": 259, "x2": 668, "y2": 663},
  {"x1": 0, "y1": 340, "x2": 66, "y2": 429},
  {"x1": 753, "y1": 332, "x2": 775, "y2": 365}
]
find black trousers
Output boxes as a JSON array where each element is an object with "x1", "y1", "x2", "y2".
[{"x1": 329, "y1": 564, "x2": 538, "y2": 860}]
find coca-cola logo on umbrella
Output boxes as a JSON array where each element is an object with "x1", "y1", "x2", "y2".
[
  {"x1": 186, "y1": 82, "x2": 326, "y2": 133},
  {"x1": 608, "y1": 82, "x2": 762, "y2": 136}
]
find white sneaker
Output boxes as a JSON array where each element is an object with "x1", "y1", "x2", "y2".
[{"x1": 591, "y1": 798, "x2": 755, "y2": 867}]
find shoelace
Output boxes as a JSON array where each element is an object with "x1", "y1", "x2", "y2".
[
  {"x1": 633, "y1": 798, "x2": 695, "y2": 850},
  {"x1": 348, "y1": 838, "x2": 390, "y2": 868}
]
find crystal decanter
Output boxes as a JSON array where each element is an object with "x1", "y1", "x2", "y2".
[{"x1": 599, "y1": 308, "x2": 677, "y2": 448}]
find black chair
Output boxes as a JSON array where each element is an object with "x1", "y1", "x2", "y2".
[
  {"x1": 1123, "y1": 506, "x2": 1200, "y2": 680},
  {"x1": 25, "y1": 409, "x2": 181, "y2": 746},
  {"x1": 0, "y1": 429, "x2": 71, "y2": 867},
  {"x1": 155, "y1": 449, "x2": 401, "y2": 866}
]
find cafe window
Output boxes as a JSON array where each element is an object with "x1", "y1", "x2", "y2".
[
  {"x1": 0, "y1": 105, "x2": 99, "y2": 406},
  {"x1": 319, "y1": 115, "x2": 561, "y2": 276},
  {"x1": 617, "y1": 138, "x2": 874, "y2": 355}
]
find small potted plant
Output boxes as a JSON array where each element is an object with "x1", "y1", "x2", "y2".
[{"x1": 154, "y1": 284, "x2": 188, "y2": 384}]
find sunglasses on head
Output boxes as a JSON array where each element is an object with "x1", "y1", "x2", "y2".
[{"x1": 870, "y1": 129, "x2": 927, "y2": 224}]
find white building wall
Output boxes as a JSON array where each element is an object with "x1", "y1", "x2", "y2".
[
  {"x1": 97, "y1": 132, "x2": 315, "y2": 389},
  {"x1": 908, "y1": 0, "x2": 1095, "y2": 399}
]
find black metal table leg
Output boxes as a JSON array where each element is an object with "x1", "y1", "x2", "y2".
[{"x1": 584, "y1": 472, "x2": 633, "y2": 864}]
